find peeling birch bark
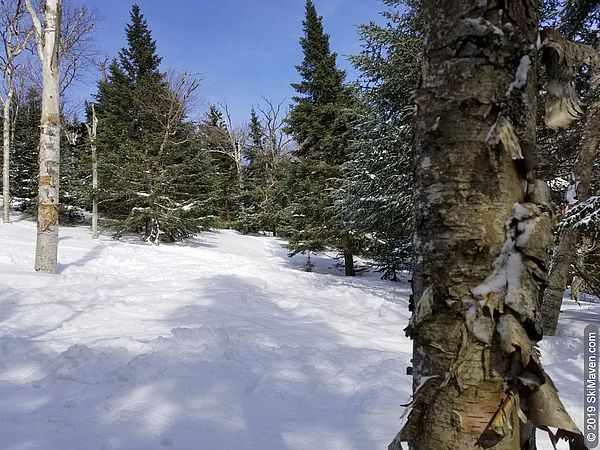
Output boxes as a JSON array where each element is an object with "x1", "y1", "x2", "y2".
[
  {"x1": 540, "y1": 29, "x2": 600, "y2": 336},
  {"x1": 390, "y1": 2, "x2": 584, "y2": 449},
  {"x1": 26, "y1": 0, "x2": 62, "y2": 273}
]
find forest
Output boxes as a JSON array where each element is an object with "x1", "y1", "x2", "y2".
[{"x1": 0, "y1": 0, "x2": 599, "y2": 449}]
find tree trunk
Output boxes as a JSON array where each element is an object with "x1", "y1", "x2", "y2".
[
  {"x1": 2, "y1": 95, "x2": 10, "y2": 223},
  {"x1": 92, "y1": 143, "x2": 98, "y2": 239},
  {"x1": 541, "y1": 55, "x2": 600, "y2": 334},
  {"x1": 87, "y1": 103, "x2": 98, "y2": 239},
  {"x1": 541, "y1": 228, "x2": 578, "y2": 335},
  {"x1": 344, "y1": 249, "x2": 355, "y2": 276},
  {"x1": 29, "y1": 0, "x2": 62, "y2": 273},
  {"x1": 390, "y1": 2, "x2": 583, "y2": 449}
]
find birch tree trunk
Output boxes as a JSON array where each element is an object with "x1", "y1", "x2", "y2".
[
  {"x1": 540, "y1": 31, "x2": 600, "y2": 335},
  {"x1": 86, "y1": 103, "x2": 98, "y2": 239},
  {"x1": 390, "y1": 2, "x2": 584, "y2": 449},
  {"x1": 0, "y1": 0, "x2": 33, "y2": 223},
  {"x1": 2, "y1": 87, "x2": 10, "y2": 223},
  {"x1": 26, "y1": 0, "x2": 62, "y2": 273}
]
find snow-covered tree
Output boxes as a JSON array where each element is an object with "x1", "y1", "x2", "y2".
[
  {"x1": 285, "y1": 0, "x2": 357, "y2": 276},
  {"x1": 339, "y1": 0, "x2": 420, "y2": 280}
]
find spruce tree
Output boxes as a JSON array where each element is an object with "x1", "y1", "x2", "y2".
[
  {"x1": 285, "y1": 0, "x2": 356, "y2": 275},
  {"x1": 236, "y1": 109, "x2": 265, "y2": 233},
  {"x1": 118, "y1": 4, "x2": 162, "y2": 84},
  {"x1": 199, "y1": 105, "x2": 240, "y2": 226},
  {"x1": 11, "y1": 88, "x2": 41, "y2": 209},
  {"x1": 338, "y1": 0, "x2": 421, "y2": 280},
  {"x1": 237, "y1": 106, "x2": 292, "y2": 235},
  {"x1": 95, "y1": 5, "x2": 215, "y2": 243}
]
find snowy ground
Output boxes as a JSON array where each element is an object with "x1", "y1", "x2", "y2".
[{"x1": 0, "y1": 214, "x2": 596, "y2": 450}]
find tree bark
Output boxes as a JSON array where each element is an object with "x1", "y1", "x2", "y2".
[
  {"x1": 27, "y1": 0, "x2": 62, "y2": 273},
  {"x1": 390, "y1": 2, "x2": 583, "y2": 449},
  {"x1": 2, "y1": 91, "x2": 11, "y2": 223},
  {"x1": 344, "y1": 248, "x2": 355, "y2": 276},
  {"x1": 540, "y1": 33, "x2": 600, "y2": 334},
  {"x1": 541, "y1": 228, "x2": 578, "y2": 335},
  {"x1": 87, "y1": 103, "x2": 98, "y2": 239},
  {"x1": 0, "y1": 2, "x2": 32, "y2": 224}
]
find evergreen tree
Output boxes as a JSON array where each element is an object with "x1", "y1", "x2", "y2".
[
  {"x1": 11, "y1": 88, "x2": 41, "y2": 209},
  {"x1": 118, "y1": 4, "x2": 162, "y2": 84},
  {"x1": 95, "y1": 5, "x2": 215, "y2": 243},
  {"x1": 60, "y1": 120, "x2": 89, "y2": 222},
  {"x1": 198, "y1": 105, "x2": 240, "y2": 226},
  {"x1": 236, "y1": 109, "x2": 265, "y2": 233},
  {"x1": 285, "y1": 0, "x2": 356, "y2": 275},
  {"x1": 237, "y1": 105, "x2": 293, "y2": 235},
  {"x1": 338, "y1": 0, "x2": 421, "y2": 280}
]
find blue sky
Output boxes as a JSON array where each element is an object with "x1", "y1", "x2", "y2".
[{"x1": 75, "y1": 0, "x2": 387, "y2": 124}]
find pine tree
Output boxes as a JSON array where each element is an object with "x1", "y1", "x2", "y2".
[
  {"x1": 60, "y1": 119, "x2": 89, "y2": 222},
  {"x1": 11, "y1": 88, "x2": 41, "y2": 209},
  {"x1": 339, "y1": 0, "x2": 421, "y2": 280},
  {"x1": 199, "y1": 105, "x2": 240, "y2": 226},
  {"x1": 95, "y1": 5, "x2": 215, "y2": 243},
  {"x1": 237, "y1": 105, "x2": 293, "y2": 235},
  {"x1": 285, "y1": 0, "x2": 356, "y2": 275},
  {"x1": 118, "y1": 4, "x2": 162, "y2": 84},
  {"x1": 236, "y1": 109, "x2": 265, "y2": 233}
]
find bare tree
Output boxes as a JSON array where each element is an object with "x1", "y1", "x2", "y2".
[
  {"x1": 58, "y1": 1, "x2": 96, "y2": 94},
  {"x1": 131, "y1": 71, "x2": 202, "y2": 244},
  {"x1": 256, "y1": 97, "x2": 293, "y2": 183},
  {"x1": 218, "y1": 102, "x2": 246, "y2": 184},
  {"x1": 25, "y1": 0, "x2": 61, "y2": 273},
  {"x1": 0, "y1": 0, "x2": 32, "y2": 223},
  {"x1": 390, "y1": 2, "x2": 584, "y2": 449}
]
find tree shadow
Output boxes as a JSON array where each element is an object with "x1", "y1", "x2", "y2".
[
  {"x1": 57, "y1": 243, "x2": 105, "y2": 273},
  {"x1": 0, "y1": 273, "x2": 412, "y2": 450}
]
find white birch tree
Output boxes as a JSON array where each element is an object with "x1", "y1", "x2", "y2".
[
  {"x1": 389, "y1": 1, "x2": 585, "y2": 449},
  {"x1": 85, "y1": 102, "x2": 97, "y2": 239},
  {"x1": 0, "y1": 0, "x2": 32, "y2": 223},
  {"x1": 25, "y1": 0, "x2": 61, "y2": 273}
]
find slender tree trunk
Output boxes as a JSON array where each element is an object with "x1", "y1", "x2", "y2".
[
  {"x1": 0, "y1": 2, "x2": 31, "y2": 224},
  {"x1": 2, "y1": 93, "x2": 11, "y2": 223},
  {"x1": 541, "y1": 75, "x2": 600, "y2": 335},
  {"x1": 92, "y1": 149, "x2": 98, "y2": 239},
  {"x1": 27, "y1": 0, "x2": 62, "y2": 273},
  {"x1": 390, "y1": 2, "x2": 583, "y2": 449},
  {"x1": 344, "y1": 249, "x2": 355, "y2": 276},
  {"x1": 541, "y1": 228, "x2": 578, "y2": 334},
  {"x1": 343, "y1": 235, "x2": 355, "y2": 276},
  {"x1": 86, "y1": 103, "x2": 98, "y2": 239}
]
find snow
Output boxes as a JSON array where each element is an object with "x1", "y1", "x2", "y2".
[
  {"x1": 462, "y1": 17, "x2": 504, "y2": 37},
  {"x1": 506, "y1": 55, "x2": 532, "y2": 96},
  {"x1": 566, "y1": 181, "x2": 579, "y2": 205},
  {"x1": 0, "y1": 214, "x2": 596, "y2": 449}
]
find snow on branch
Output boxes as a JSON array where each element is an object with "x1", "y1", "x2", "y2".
[{"x1": 560, "y1": 195, "x2": 600, "y2": 230}]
